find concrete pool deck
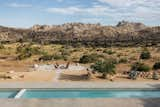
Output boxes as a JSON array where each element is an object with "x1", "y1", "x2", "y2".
[
  {"x1": 0, "y1": 98, "x2": 160, "y2": 107},
  {"x1": 0, "y1": 82, "x2": 160, "y2": 107}
]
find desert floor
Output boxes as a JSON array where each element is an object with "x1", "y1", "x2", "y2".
[{"x1": 0, "y1": 43, "x2": 159, "y2": 82}]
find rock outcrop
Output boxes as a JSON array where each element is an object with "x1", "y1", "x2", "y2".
[{"x1": 0, "y1": 21, "x2": 160, "y2": 46}]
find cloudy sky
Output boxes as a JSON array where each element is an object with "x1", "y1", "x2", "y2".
[{"x1": 0, "y1": 0, "x2": 160, "y2": 27}]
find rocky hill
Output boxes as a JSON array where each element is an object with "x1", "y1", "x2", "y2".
[{"x1": 0, "y1": 21, "x2": 160, "y2": 47}]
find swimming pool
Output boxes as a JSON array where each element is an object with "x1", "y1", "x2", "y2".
[
  {"x1": 0, "y1": 90, "x2": 18, "y2": 98},
  {"x1": 20, "y1": 89, "x2": 160, "y2": 98},
  {"x1": 1, "y1": 89, "x2": 160, "y2": 98}
]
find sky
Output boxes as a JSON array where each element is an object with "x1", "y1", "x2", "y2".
[{"x1": 0, "y1": 0, "x2": 160, "y2": 28}]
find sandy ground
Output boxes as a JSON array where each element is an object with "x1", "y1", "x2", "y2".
[
  {"x1": 0, "y1": 60, "x2": 159, "y2": 82},
  {"x1": 0, "y1": 70, "x2": 159, "y2": 82}
]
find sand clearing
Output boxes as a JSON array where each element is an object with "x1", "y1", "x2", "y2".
[{"x1": 0, "y1": 60, "x2": 159, "y2": 82}]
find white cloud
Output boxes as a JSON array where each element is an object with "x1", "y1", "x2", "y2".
[
  {"x1": 98, "y1": 0, "x2": 133, "y2": 7},
  {"x1": 8, "y1": 3, "x2": 32, "y2": 8},
  {"x1": 46, "y1": 5, "x2": 114, "y2": 16},
  {"x1": 133, "y1": 6, "x2": 160, "y2": 20},
  {"x1": 96, "y1": 0, "x2": 160, "y2": 22},
  {"x1": 46, "y1": 0, "x2": 160, "y2": 25},
  {"x1": 46, "y1": 6, "x2": 83, "y2": 15},
  {"x1": 97, "y1": 0, "x2": 160, "y2": 8}
]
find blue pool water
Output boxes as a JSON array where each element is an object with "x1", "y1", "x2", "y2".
[
  {"x1": 0, "y1": 90, "x2": 18, "y2": 98},
  {"x1": 21, "y1": 90, "x2": 160, "y2": 98}
]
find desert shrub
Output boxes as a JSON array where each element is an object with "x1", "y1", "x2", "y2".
[
  {"x1": 153, "y1": 62, "x2": 160, "y2": 70},
  {"x1": 53, "y1": 54, "x2": 64, "y2": 60},
  {"x1": 0, "y1": 44, "x2": 4, "y2": 49},
  {"x1": 79, "y1": 53, "x2": 102, "y2": 64},
  {"x1": 96, "y1": 48, "x2": 103, "y2": 52},
  {"x1": 131, "y1": 62, "x2": 150, "y2": 72},
  {"x1": 17, "y1": 45, "x2": 42, "y2": 55},
  {"x1": 119, "y1": 57, "x2": 128, "y2": 63},
  {"x1": 105, "y1": 57, "x2": 118, "y2": 64},
  {"x1": 72, "y1": 48, "x2": 79, "y2": 52},
  {"x1": 91, "y1": 60, "x2": 116, "y2": 79},
  {"x1": 73, "y1": 43, "x2": 82, "y2": 48},
  {"x1": 129, "y1": 56, "x2": 137, "y2": 61},
  {"x1": 31, "y1": 47, "x2": 42, "y2": 54},
  {"x1": 61, "y1": 45, "x2": 72, "y2": 49},
  {"x1": 79, "y1": 55, "x2": 94, "y2": 64},
  {"x1": 16, "y1": 44, "x2": 29, "y2": 53},
  {"x1": 62, "y1": 55, "x2": 69, "y2": 61},
  {"x1": 39, "y1": 54, "x2": 54, "y2": 61},
  {"x1": 59, "y1": 47, "x2": 71, "y2": 61},
  {"x1": 140, "y1": 49, "x2": 151, "y2": 59},
  {"x1": 39, "y1": 53, "x2": 68, "y2": 61},
  {"x1": 60, "y1": 49, "x2": 70, "y2": 56},
  {"x1": 103, "y1": 49, "x2": 115, "y2": 55},
  {"x1": 157, "y1": 47, "x2": 160, "y2": 52},
  {"x1": 17, "y1": 52, "x2": 32, "y2": 60},
  {"x1": 116, "y1": 53, "x2": 121, "y2": 57},
  {"x1": 16, "y1": 44, "x2": 42, "y2": 60}
]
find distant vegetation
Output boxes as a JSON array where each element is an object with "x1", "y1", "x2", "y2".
[
  {"x1": 16, "y1": 44, "x2": 42, "y2": 60},
  {"x1": 39, "y1": 48, "x2": 70, "y2": 61}
]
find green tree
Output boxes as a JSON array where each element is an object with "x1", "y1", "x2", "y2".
[{"x1": 91, "y1": 60, "x2": 116, "y2": 79}]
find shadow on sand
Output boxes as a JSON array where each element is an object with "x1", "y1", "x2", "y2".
[
  {"x1": 141, "y1": 83, "x2": 160, "y2": 107},
  {"x1": 59, "y1": 73, "x2": 89, "y2": 81},
  {"x1": 140, "y1": 98, "x2": 160, "y2": 107}
]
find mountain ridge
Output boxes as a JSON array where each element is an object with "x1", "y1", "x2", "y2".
[{"x1": 0, "y1": 21, "x2": 160, "y2": 47}]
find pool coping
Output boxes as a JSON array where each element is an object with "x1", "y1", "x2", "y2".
[{"x1": 0, "y1": 82, "x2": 159, "y2": 89}]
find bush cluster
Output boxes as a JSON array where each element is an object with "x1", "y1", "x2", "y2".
[
  {"x1": 153, "y1": 62, "x2": 160, "y2": 70},
  {"x1": 103, "y1": 49, "x2": 115, "y2": 55},
  {"x1": 39, "y1": 53, "x2": 67, "y2": 61},
  {"x1": 79, "y1": 53, "x2": 103, "y2": 64},
  {"x1": 0, "y1": 44, "x2": 5, "y2": 49},
  {"x1": 91, "y1": 60, "x2": 116, "y2": 79},
  {"x1": 39, "y1": 54, "x2": 54, "y2": 61},
  {"x1": 131, "y1": 62, "x2": 150, "y2": 72},
  {"x1": 119, "y1": 57, "x2": 128, "y2": 63},
  {"x1": 140, "y1": 49, "x2": 151, "y2": 59},
  {"x1": 16, "y1": 44, "x2": 42, "y2": 60}
]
